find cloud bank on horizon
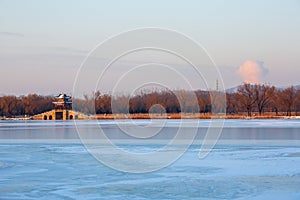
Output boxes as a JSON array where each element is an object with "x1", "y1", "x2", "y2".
[{"x1": 237, "y1": 60, "x2": 269, "y2": 84}]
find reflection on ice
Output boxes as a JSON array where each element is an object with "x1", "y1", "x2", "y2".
[{"x1": 1, "y1": 119, "x2": 300, "y2": 142}]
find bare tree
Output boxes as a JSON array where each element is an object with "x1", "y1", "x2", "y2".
[
  {"x1": 129, "y1": 95, "x2": 146, "y2": 113},
  {"x1": 196, "y1": 90, "x2": 211, "y2": 113},
  {"x1": 277, "y1": 86, "x2": 296, "y2": 116},
  {"x1": 210, "y1": 91, "x2": 226, "y2": 114},
  {"x1": 237, "y1": 83, "x2": 257, "y2": 116},
  {"x1": 269, "y1": 90, "x2": 280, "y2": 115},
  {"x1": 175, "y1": 90, "x2": 199, "y2": 113},
  {"x1": 226, "y1": 93, "x2": 238, "y2": 114},
  {"x1": 295, "y1": 89, "x2": 300, "y2": 115},
  {"x1": 254, "y1": 84, "x2": 275, "y2": 115},
  {"x1": 111, "y1": 95, "x2": 130, "y2": 114}
]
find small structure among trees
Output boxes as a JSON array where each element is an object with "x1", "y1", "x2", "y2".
[
  {"x1": 33, "y1": 94, "x2": 87, "y2": 120},
  {"x1": 53, "y1": 94, "x2": 72, "y2": 110}
]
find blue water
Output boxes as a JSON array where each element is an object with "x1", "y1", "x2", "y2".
[{"x1": 0, "y1": 120, "x2": 300, "y2": 199}]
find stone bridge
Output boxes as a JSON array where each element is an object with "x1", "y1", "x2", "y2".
[{"x1": 33, "y1": 109, "x2": 88, "y2": 120}]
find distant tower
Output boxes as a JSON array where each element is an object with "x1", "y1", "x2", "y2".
[
  {"x1": 51, "y1": 94, "x2": 72, "y2": 120},
  {"x1": 53, "y1": 94, "x2": 72, "y2": 110}
]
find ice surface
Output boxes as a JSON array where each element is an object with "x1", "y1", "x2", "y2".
[
  {"x1": 0, "y1": 120, "x2": 300, "y2": 199},
  {"x1": 0, "y1": 143, "x2": 299, "y2": 199}
]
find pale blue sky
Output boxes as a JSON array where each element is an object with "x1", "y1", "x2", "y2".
[{"x1": 1, "y1": 0, "x2": 300, "y2": 95}]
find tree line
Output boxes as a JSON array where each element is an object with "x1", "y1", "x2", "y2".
[
  {"x1": 0, "y1": 94, "x2": 53, "y2": 117},
  {"x1": 227, "y1": 84, "x2": 300, "y2": 116},
  {"x1": 1, "y1": 83, "x2": 300, "y2": 118}
]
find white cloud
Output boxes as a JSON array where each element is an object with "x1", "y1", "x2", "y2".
[{"x1": 237, "y1": 60, "x2": 268, "y2": 83}]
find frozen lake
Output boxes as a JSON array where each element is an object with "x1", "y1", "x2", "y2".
[{"x1": 0, "y1": 119, "x2": 300, "y2": 199}]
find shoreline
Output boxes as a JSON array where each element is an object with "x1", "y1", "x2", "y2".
[
  {"x1": 92, "y1": 113, "x2": 300, "y2": 120},
  {"x1": 2, "y1": 113, "x2": 300, "y2": 121}
]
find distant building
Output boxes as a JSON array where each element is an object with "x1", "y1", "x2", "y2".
[
  {"x1": 33, "y1": 93, "x2": 87, "y2": 120},
  {"x1": 53, "y1": 94, "x2": 72, "y2": 110}
]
